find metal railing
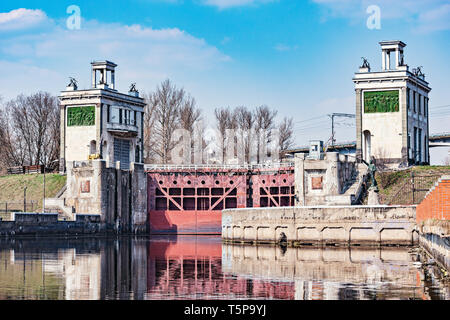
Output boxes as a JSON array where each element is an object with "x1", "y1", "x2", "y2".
[
  {"x1": 144, "y1": 162, "x2": 295, "y2": 171},
  {"x1": 385, "y1": 172, "x2": 442, "y2": 205},
  {"x1": 0, "y1": 201, "x2": 37, "y2": 217}
]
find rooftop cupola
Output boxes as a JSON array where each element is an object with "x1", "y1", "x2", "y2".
[
  {"x1": 379, "y1": 40, "x2": 407, "y2": 71},
  {"x1": 91, "y1": 60, "x2": 117, "y2": 90}
]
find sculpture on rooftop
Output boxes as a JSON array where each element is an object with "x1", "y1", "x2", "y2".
[
  {"x1": 412, "y1": 66, "x2": 424, "y2": 77},
  {"x1": 361, "y1": 57, "x2": 370, "y2": 69},
  {"x1": 129, "y1": 83, "x2": 138, "y2": 93},
  {"x1": 67, "y1": 77, "x2": 78, "y2": 90}
]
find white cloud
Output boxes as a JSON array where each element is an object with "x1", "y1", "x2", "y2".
[
  {"x1": 0, "y1": 16, "x2": 230, "y2": 99},
  {"x1": 201, "y1": 0, "x2": 275, "y2": 9},
  {"x1": 312, "y1": 0, "x2": 450, "y2": 32},
  {"x1": 274, "y1": 43, "x2": 298, "y2": 52},
  {"x1": 417, "y1": 3, "x2": 450, "y2": 33},
  {"x1": 221, "y1": 36, "x2": 232, "y2": 45},
  {"x1": 0, "y1": 8, "x2": 48, "y2": 31}
]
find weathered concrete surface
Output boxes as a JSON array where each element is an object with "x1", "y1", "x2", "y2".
[
  {"x1": 295, "y1": 152, "x2": 367, "y2": 206},
  {"x1": 64, "y1": 160, "x2": 148, "y2": 234},
  {"x1": 222, "y1": 206, "x2": 417, "y2": 245},
  {"x1": 222, "y1": 245, "x2": 419, "y2": 289},
  {"x1": 367, "y1": 189, "x2": 381, "y2": 205},
  {"x1": 419, "y1": 233, "x2": 450, "y2": 273},
  {"x1": 415, "y1": 176, "x2": 450, "y2": 272},
  {"x1": 0, "y1": 213, "x2": 107, "y2": 237},
  {"x1": 418, "y1": 219, "x2": 450, "y2": 272}
]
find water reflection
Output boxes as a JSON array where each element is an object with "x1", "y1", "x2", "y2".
[{"x1": 0, "y1": 237, "x2": 448, "y2": 300}]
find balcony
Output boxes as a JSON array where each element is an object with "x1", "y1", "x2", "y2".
[{"x1": 106, "y1": 121, "x2": 138, "y2": 137}]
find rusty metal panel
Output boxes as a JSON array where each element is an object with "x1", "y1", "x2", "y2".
[
  {"x1": 311, "y1": 176, "x2": 323, "y2": 190},
  {"x1": 80, "y1": 180, "x2": 91, "y2": 193}
]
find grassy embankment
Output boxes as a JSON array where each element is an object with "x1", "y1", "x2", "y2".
[
  {"x1": 373, "y1": 166, "x2": 450, "y2": 205},
  {"x1": 0, "y1": 174, "x2": 67, "y2": 218}
]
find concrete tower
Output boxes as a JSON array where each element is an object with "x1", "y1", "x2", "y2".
[
  {"x1": 59, "y1": 61, "x2": 146, "y2": 171},
  {"x1": 353, "y1": 41, "x2": 431, "y2": 167}
]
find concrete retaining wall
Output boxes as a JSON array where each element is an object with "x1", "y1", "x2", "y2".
[
  {"x1": 65, "y1": 160, "x2": 148, "y2": 234},
  {"x1": 0, "y1": 218, "x2": 105, "y2": 237},
  {"x1": 222, "y1": 206, "x2": 417, "y2": 246},
  {"x1": 222, "y1": 245, "x2": 418, "y2": 287},
  {"x1": 419, "y1": 233, "x2": 450, "y2": 272},
  {"x1": 294, "y1": 152, "x2": 365, "y2": 206}
]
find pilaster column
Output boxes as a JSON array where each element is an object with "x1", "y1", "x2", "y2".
[
  {"x1": 355, "y1": 89, "x2": 363, "y2": 163},
  {"x1": 401, "y1": 87, "x2": 408, "y2": 165},
  {"x1": 59, "y1": 105, "x2": 66, "y2": 173},
  {"x1": 294, "y1": 153, "x2": 306, "y2": 206}
]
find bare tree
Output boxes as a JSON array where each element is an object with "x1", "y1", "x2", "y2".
[
  {"x1": 278, "y1": 116, "x2": 294, "y2": 160},
  {"x1": 144, "y1": 79, "x2": 205, "y2": 164},
  {"x1": 142, "y1": 92, "x2": 158, "y2": 163},
  {"x1": 214, "y1": 107, "x2": 233, "y2": 163},
  {"x1": 0, "y1": 92, "x2": 59, "y2": 171},
  {"x1": 179, "y1": 95, "x2": 202, "y2": 163},
  {"x1": 254, "y1": 105, "x2": 277, "y2": 163},
  {"x1": 214, "y1": 105, "x2": 287, "y2": 165},
  {"x1": 179, "y1": 95, "x2": 201, "y2": 133},
  {"x1": 0, "y1": 104, "x2": 26, "y2": 168},
  {"x1": 234, "y1": 106, "x2": 254, "y2": 163}
]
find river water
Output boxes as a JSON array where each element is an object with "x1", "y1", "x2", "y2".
[{"x1": 0, "y1": 236, "x2": 448, "y2": 300}]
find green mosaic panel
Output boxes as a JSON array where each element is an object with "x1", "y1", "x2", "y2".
[
  {"x1": 67, "y1": 106, "x2": 95, "y2": 126},
  {"x1": 364, "y1": 90, "x2": 399, "y2": 113}
]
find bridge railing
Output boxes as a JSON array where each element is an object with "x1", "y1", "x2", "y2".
[{"x1": 144, "y1": 162, "x2": 295, "y2": 171}]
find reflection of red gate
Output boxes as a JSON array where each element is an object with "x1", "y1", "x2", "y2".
[
  {"x1": 146, "y1": 236, "x2": 296, "y2": 299},
  {"x1": 147, "y1": 165, "x2": 295, "y2": 234}
]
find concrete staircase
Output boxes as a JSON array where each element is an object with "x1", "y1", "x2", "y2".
[
  {"x1": 44, "y1": 184, "x2": 75, "y2": 221},
  {"x1": 325, "y1": 164, "x2": 368, "y2": 205}
]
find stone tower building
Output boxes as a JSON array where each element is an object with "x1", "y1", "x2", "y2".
[
  {"x1": 353, "y1": 41, "x2": 431, "y2": 167},
  {"x1": 59, "y1": 61, "x2": 146, "y2": 171}
]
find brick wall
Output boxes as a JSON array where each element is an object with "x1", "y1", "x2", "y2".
[{"x1": 416, "y1": 176, "x2": 450, "y2": 223}]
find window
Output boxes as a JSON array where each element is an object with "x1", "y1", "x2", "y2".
[
  {"x1": 418, "y1": 128, "x2": 422, "y2": 163},
  {"x1": 413, "y1": 127, "x2": 417, "y2": 163},
  {"x1": 418, "y1": 94, "x2": 422, "y2": 114},
  {"x1": 407, "y1": 88, "x2": 410, "y2": 110},
  {"x1": 413, "y1": 91, "x2": 416, "y2": 112},
  {"x1": 407, "y1": 133, "x2": 411, "y2": 159},
  {"x1": 110, "y1": 107, "x2": 120, "y2": 123},
  {"x1": 124, "y1": 109, "x2": 129, "y2": 124}
]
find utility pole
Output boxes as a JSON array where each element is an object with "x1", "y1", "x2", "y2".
[{"x1": 328, "y1": 113, "x2": 356, "y2": 146}]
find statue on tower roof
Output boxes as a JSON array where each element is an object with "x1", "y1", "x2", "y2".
[
  {"x1": 361, "y1": 57, "x2": 370, "y2": 69},
  {"x1": 129, "y1": 83, "x2": 138, "y2": 93},
  {"x1": 67, "y1": 77, "x2": 78, "y2": 90}
]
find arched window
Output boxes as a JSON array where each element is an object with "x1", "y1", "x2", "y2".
[
  {"x1": 363, "y1": 130, "x2": 371, "y2": 161},
  {"x1": 90, "y1": 140, "x2": 97, "y2": 155}
]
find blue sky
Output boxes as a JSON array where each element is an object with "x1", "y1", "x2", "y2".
[{"x1": 0, "y1": 0, "x2": 449, "y2": 162}]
